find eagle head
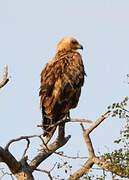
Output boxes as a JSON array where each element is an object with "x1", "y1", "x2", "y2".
[{"x1": 56, "y1": 37, "x2": 83, "y2": 52}]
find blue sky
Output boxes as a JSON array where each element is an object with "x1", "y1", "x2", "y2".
[{"x1": 0, "y1": 0, "x2": 129, "y2": 179}]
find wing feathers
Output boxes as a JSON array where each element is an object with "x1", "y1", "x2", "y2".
[{"x1": 40, "y1": 50, "x2": 85, "y2": 134}]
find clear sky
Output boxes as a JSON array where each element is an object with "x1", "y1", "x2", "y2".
[{"x1": 0, "y1": 0, "x2": 129, "y2": 179}]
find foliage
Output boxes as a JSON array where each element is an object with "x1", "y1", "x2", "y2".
[
  {"x1": 52, "y1": 97, "x2": 129, "y2": 180},
  {"x1": 81, "y1": 97, "x2": 129, "y2": 180},
  {"x1": 102, "y1": 97, "x2": 129, "y2": 179}
]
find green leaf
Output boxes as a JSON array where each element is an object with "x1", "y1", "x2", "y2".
[
  {"x1": 124, "y1": 97, "x2": 128, "y2": 102},
  {"x1": 107, "y1": 105, "x2": 111, "y2": 109}
]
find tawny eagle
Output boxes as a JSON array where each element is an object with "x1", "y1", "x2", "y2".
[{"x1": 39, "y1": 37, "x2": 86, "y2": 140}]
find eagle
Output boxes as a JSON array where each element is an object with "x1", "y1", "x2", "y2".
[{"x1": 39, "y1": 37, "x2": 86, "y2": 142}]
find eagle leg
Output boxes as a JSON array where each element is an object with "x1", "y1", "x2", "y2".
[{"x1": 42, "y1": 126, "x2": 57, "y2": 148}]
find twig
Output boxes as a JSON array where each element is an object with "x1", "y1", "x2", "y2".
[
  {"x1": 84, "y1": 111, "x2": 111, "y2": 134},
  {"x1": 118, "y1": 105, "x2": 129, "y2": 114},
  {"x1": 21, "y1": 138, "x2": 30, "y2": 159},
  {"x1": 35, "y1": 163, "x2": 57, "y2": 180},
  {"x1": 0, "y1": 65, "x2": 9, "y2": 88},
  {"x1": 70, "y1": 118, "x2": 92, "y2": 123},
  {"x1": 54, "y1": 152, "x2": 88, "y2": 159},
  {"x1": 50, "y1": 162, "x2": 57, "y2": 172},
  {"x1": 36, "y1": 169, "x2": 53, "y2": 180},
  {"x1": 0, "y1": 168, "x2": 14, "y2": 180},
  {"x1": 5, "y1": 134, "x2": 44, "y2": 151}
]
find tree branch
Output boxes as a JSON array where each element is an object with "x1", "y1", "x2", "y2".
[
  {"x1": 0, "y1": 147, "x2": 20, "y2": 174},
  {"x1": 2, "y1": 110, "x2": 127, "y2": 179},
  {"x1": 0, "y1": 65, "x2": 9, "y2": 88},
  {"x1": 37, "y1": 118, "x2": 92, "y2": 129},
  {"x1": 84, "y1": 111, "x2": 111, "y2": 134},
  {"x1": 2, "y1": 126, "x2": 71, "y2": 179},
  {"x1": 35, "y1": 169, "x2": 53, "y2": 180},
  {"x1": 69, "y1": 158, "x2": 94, "y2": 180},
  {"x1": 35, "y1": 163, "x2": 57, "y2": 180},
  {"x1": 21, "y1": 138, "x2": 30, "y2": 159},
  {"x1": 29, "y1": 124, "x2": 71, "y2": 171},
  {"x1": 5, "y1": 134, "x2": 44, "y2": 151},
  {"x1": 54, "y1": 151, "x2": 88, "y2": 159},
  {"x1": 68, "y1": 111, "x2": 111, "y2": 180},
  {"x1": 0, "y1": 168, "x2": 14, "y2": 180},
  {"x1": 93, "y1": 157, "x2": 129, "y2": 178}
]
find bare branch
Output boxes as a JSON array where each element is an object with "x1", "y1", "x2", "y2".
[
  {"x1": 80, "y1": 111, "x2": 111, "y2": 159},
  {"x1": 55, "y1": 151, "x2": 88, "y2": 159},
  {"x1": 68, "y1": 158, "x2": 94, "y2": 180},
  {"x1": 29, "y1": 125, "x2": 71, "y2": 171},
  {"x1": 3, "y1": 110, "x2": 126, "y2": 180},
  {"x1": 68, "y1": 111, "x2": 111, "y2": 180},
  {"x1": 0, "y1": 147, "x2": 20, "y2": 174},
  {"x1": 70, "y1": 118, "x2": 92, "y2": 123},
  {"x1": 21, "y1": 138, "x2": 30, "y2": 159},
  {"x1": 0, "y1": 168, "x2": 14, "y2": 180},
  {"x1": 37, "y1": 117, "x2": 92, "y2": 129},
  {"x1": 36, "y1": 169, "x2": 53, "y2": 180},
  {"x1": 84, "y1": 111, "x2": 111, "y2": 135},
  {"x1": 5, "y1": 134, "x2": 43, "y2": 151},
  {"x1": 35, "y1": 163, "x2": 57, "y2": 180},
  {"x1": 2, "y1": 128, "x2": 70, "y2": 178},
  {"x1": 81, "y1": 123, "x2": 95, "y2": 158},
  {"x1": 0, "y1": 65, "x2": 9, "y2": 88}
]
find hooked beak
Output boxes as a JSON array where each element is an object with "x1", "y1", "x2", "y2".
[{"x1": 76, "y1": 44, "x2": 83, "y2": 50}]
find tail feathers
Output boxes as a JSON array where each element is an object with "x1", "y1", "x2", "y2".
[
  {"x1": 42, "y1": 108, "x2": 70, "y2": 139},
  {"x1": 42, "y1": 115, "x2": 56, "y2": 136},
  {"x1": 42, "y1": 115, "x2": 57, "y2": 144}
]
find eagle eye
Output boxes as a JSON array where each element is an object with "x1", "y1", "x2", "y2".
[{"x1": 72, "y1": 40, "x2": 78, "y2": 45}]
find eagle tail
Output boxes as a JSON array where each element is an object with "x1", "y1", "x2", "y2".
[{"x1": 42, "y1": 115, "x2": 57, "y2": 144}]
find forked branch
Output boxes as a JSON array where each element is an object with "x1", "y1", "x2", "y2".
[
  {"x1": 1, "y1": 111, "x2": 127, "y2": 180},
  {"x1": 68, "y1": 111, "x2": 111, "y2": 180},
  {"x1": 0, "y1": 123, "x2": 71, "y2": 180}
]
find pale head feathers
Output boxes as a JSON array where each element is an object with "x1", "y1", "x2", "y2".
[{"x1": 56, "y1": 37, "x2": 83, "y2": 53}]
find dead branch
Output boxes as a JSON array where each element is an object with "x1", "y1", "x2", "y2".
[
  {"x1": 0, "y1": 65, "x2": 9, "y2": 88},
  {"x1": 36, "y1": 169, "x2": 53, "y2": 180},
  {"x1": 68, "y1": 111, "x2": 111, "y2": 180},
  {"x1": 0, "y1": 147, "x2": 20, "y2": 174},
  {"x1": 5, "y1": 134, "x2": 44, "y2": 151},
  {"x1": 37, "y1": 118, "x2": 92, "y2": 129},
  {"x1": 21, "y1": 138, "x2": 30, "y2": 159},
  {"x1": 54, "y1": 151, "x2": 88, "y2": 159},
  {"x1": 0, "y1": 124, "x2": 70, "y2": 179},
  {"x1": 0, "y1": 168, "x2": 14, "y2": 180},
  {"x1": 1, "y1": 111, "x2": 127, "y2": 179},
  {"x1": 69, "y1": 111, "x2": 129, "y2": 179},
  {"x1": 84, "y1": 111, "x2": 111, "y2": 135},
  {"x1": 70, "y1": 118, "x2": 92, "y2": 123},
  {"x1": 29, "y1": 125, "x2": 71, "y2": 171},
  {"x1": 35, "y1": 163, "x2": 57, "y2": 180},
  {"x1": 69, "y1": 158, "x2": 94, "y2": 180}
]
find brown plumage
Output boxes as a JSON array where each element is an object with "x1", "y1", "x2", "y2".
[{"x1": 39, "y1": 37, "x2": 86, "y2": 140}]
